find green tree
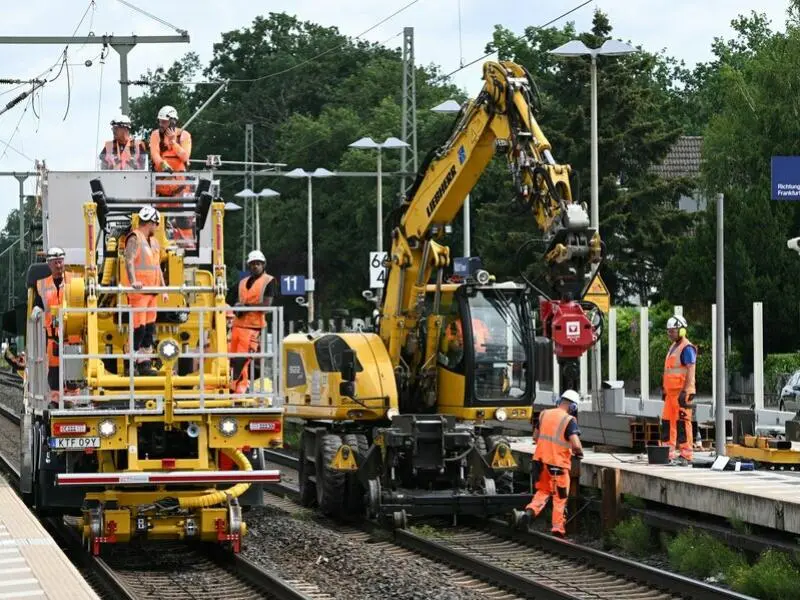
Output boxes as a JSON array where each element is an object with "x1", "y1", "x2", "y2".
[
  {"x1": 663, "y1": 4, "x2": 800, "y2": 367},
  {"x1": 476, "y1": 10, "x2": 692, "y2": 304},
  {"x1": 128, "y1": 12, "x2": 463, "y2": 321}
]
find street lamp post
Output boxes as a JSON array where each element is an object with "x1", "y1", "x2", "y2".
[
  {"x1": 285, "y1": 167, "x2": 334, "y2": 326},
  {"x1": 549, "y1": 39, "x2": 637, "y2": 233},
  {"x1": 430, "y1": 100, "x2": 469, "y2": 256},
  {"x1": 349, "y1": 136, "x2": 410, "y2": 303}
]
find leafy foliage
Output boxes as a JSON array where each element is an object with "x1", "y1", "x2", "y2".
[{"x1": 662, "y1": 7, "x2": 800, "y2": 367}]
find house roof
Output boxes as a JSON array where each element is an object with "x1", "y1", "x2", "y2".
[{"x1": 650, "y1": 136, "x2": 703, "y2": 179}]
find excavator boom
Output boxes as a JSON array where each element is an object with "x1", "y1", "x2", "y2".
[{"x1": 380, "y1": 60, "x2": 602, "y2": 394}]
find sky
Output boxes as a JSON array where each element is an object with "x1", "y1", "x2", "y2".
[{"x1": 0, "y1": 0, "x2": 793, "y2": 228}]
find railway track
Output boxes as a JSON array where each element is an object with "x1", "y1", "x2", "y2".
[
  {"x1": 0, "y1": 408, "x2": 324, "y2": 600},
  {"x1": 263, "y1": 449, "x2": 753, "y2": 600}
]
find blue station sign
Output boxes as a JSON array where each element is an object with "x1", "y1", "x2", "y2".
[{"x1": 771, "y1": 156, "x2": 800, "y2": 200}]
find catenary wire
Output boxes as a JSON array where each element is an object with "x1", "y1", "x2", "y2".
[
  {"x1": 443, "y1": 0, "x2": 593, "y2": 78},
  {"x1": 114, "y1": 0, "x2": 188, "y2": 35}
]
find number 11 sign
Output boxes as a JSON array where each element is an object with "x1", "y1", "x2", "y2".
[{"x1": 281, "y1": 275, "x2": 306, "y2": 296}]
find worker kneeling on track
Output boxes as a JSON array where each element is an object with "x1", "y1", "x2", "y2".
[
  {"x1": 228, "y1": 250, "x2": 276, "y2": 394},
  {"x1": 123, "y1": 207, "x2": 168, "y2": 376},
  {"x1": 521, "y1": 389, "x2": 583, "y2": 537}
]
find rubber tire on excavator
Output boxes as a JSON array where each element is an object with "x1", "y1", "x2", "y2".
[
  {"x1": 298, "y1": 430, "x2": 317, "y2": 507},
  {"x1": 342, "y1": 433, "x2": 369, "y2": 516},
  {"x1": 486, "y1": 435, "x2": 515, "y2": 494},
  {"x1": 316, "y1": 434, "x2": 346, "y2": 517}
]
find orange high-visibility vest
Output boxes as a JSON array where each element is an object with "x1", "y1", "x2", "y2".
[
  {"x1": 663, "y1": 337, "x2": 696, "y2": 395},
  {"x1": 150, "y1": 129, "x2": 192, "y2": 197},
  {"x1": 121, "y1": 230, "x2": 161, "y2": 287},
  {"x1": 445, "y1": 318, "x2": 489, "y2": 348},
  {"x1": 233, "y1": 273, "x2": 274, "y2": 330},
  {"x1": 102, "y1": 139, "x2": 143, "y2": 170},
  {"x1": 36, "y1": 272, "x2": 74, "y2": 331},
  {"x1": 533, "y1": 408, "x2": 575, "y2": 469}
]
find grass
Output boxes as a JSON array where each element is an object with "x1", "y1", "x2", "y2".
[
  {"x1": 666, "y1": 529, "x2": 746, "y2": 581},
  {"x1": 282, "y1": 421, "x2": 301, "y2": 449},
  {"x1": 728, "y1": 550, "x2": 800, "y2": 599},
  {"x1": 609, "y1": 516, "x2": 653, "y2": 557}
]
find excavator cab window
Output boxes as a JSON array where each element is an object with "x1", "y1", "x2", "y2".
[
  {"x1": 438, "y1": 300, "x2": 466, "y2": 373},
  {"x1": 462, "y1": 287, "x2": 532, "y2": 406}
]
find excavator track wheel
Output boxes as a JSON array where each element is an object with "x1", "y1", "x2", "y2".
[{"x1": 316, "y1": 434, "x2": 345, "y2": 517}]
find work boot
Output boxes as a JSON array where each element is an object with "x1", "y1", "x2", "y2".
[
  {"x1": 136, "y1": 360, "x2": 158, "y2": 376},
  {"x1": 551, "y1": 527, "x2": 566, "y2": 538}
]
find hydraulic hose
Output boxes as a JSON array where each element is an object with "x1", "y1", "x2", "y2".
[{"x1": 178, "y1": 448, "x2": 252, "y2": 509}]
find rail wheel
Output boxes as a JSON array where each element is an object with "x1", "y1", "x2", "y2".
[
  {"x1": 316, "y1": 434, "x2": 345, "y2": 517},
  {"x1": 342, "y1": 433, "x2": 368, "y2": 515}
]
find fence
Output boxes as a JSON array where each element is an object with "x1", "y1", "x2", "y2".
[{"x1": 27, "y1": 300, "x2": 283, "y2": 415}]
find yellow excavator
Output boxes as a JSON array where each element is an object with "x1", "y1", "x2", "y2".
[{"x1": 283, "y1": 60, "x2": 603, "y2": 525}]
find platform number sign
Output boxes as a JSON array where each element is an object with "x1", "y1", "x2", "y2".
[
  {"x1": 280, "y1": 275, "x2": 306, "y2": 296},
  {"x1": 370, "y1": 252, "x2": 388, "y2": 289}
]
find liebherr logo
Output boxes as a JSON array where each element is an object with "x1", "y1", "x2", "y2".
[{"x1": 426, "y1": 165, "x2": 457, "y2": 217}]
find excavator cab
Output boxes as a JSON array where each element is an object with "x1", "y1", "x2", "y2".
[{"x1": 436, "y1": 282, "x2": 534, "y2": 420}]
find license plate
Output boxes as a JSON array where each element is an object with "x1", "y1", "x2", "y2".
[{"x1": 48, "y1": 437, "x2": 101, "y2": 450}]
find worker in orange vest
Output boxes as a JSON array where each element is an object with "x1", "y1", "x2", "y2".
[
  {"x1": 661, "y1": 315, "x2": 696, "y2": 465},
  {"x1": 32, "y1": 247, "x2": 75, "y2": 402},
  {"x1": 99, "y1": 115, "x2": 147, "y2": 170},
  {"x1": 121, "y1": 207, "x2": 168, "y2": 376},
  {"x1": 229, "y1": 250, "x2": 277, "y2": 394},
  {"x1": 522, "y1": 389, "x2": 583, "y2": 537},
  {"x1": 149, "y1": 105, "x2": 192, "y2": 198},
  {"x1": 440, "y1": 315, "x2": 490, "y2": 367}
]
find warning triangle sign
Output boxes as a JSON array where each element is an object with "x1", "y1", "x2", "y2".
[{"x1": 587, "y1": 274, "x2": 609, "y2": 296}]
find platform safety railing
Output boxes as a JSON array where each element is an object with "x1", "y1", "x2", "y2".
[
  {"x1": 45, "y1": 302, "x2": 282, "y2": 415},
  {"x1": 24, "y1": 308, "x2": 49, "y2": 409}
]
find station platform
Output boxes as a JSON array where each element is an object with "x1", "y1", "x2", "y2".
[
  {"x1": 510, "y1": 439, "x2": 800, "y2": 536},
  {"x1": 0, "y1": 477, "x2": 99, "y2": 599}
]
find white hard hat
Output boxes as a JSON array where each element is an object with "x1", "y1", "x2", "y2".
[
  {"x1": 138, "y1": 206, "x2": 160, "y2": 224},
  {"x1": 247, "y1": 250, "x2": 266, "y2": 264},
  {"x1": 560, "y1": 389, "x2": 581, "y2": 404},
  {"x1": 666, "y1": 315, "x2": 688, "y2": 330},
  {"x1": 110, "y1": 114, "x2": 131, "y2": 127},
  {"x1": 157, "y1": 105, "x2": 178, "y2": 121},
  {"x1": 46, "y1": 247, "x2": 65, "y2": 261}
]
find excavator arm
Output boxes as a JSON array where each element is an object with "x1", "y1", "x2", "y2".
[{"x1": 379, "y1": 60, "x2": 602, "y2": 395}]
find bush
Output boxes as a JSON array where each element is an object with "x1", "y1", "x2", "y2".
[
  {"x1": 607, "y1": 301, "x2": 715, "y2": 395},
  {"x1": 729, "y1": 550, "x2": 800, "y2": 600},
  {"x1": 610, "y1": 516, "x2": 652, "y2": 557},
  {"x1": 764, "y1": 353, "x2": 800, "y2": 396},
  {"x1": 666, "y1": 529, "x2": 745, "y2": 580}
]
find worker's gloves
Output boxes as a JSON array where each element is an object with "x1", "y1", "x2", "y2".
[
  {"x1": 161, "y1": 161, "x2": 173, "y2": 173},
  {"x1": 31, "y1": 306, "x2": 43, "y2": 320}
]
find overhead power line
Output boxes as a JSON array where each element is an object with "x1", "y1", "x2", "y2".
[
  {"x1": 124, "y1": 1, "x2": 419, "y2": 87},
  {"x1": 444, "y1": 0, "x2": 593, "y2": 78},
  {"x1": 114, "y1": 0, "x2": 189, "y2": 36}
]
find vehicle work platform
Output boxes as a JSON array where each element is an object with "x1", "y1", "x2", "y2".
[
  {"x1": 511, "y1": 439, "x2": 800, "y2": 535},
  {"x1": 0, "y1": 476, "x2": 99, "y2": 599}
]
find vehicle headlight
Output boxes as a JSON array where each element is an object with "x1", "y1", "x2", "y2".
[
  {"x1": 218, "y1": 417, "x2": 238, "y2": 437},
  {"x1": 495, "y1": 408, "x2": 508, "y2": 422},
  {"x1": 158, "y1": 339, "x2": 180, "y2": 361},
  {"x1": 386, "y1": 408, "x2": 400, "y2": 420},
  {"x1": 98, "y1": 420, "x2": 116, "y2": 438}
]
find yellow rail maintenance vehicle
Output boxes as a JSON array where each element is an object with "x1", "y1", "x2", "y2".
[
  {"x1": 284, "y1": 60, "x2": 603, "y2": 526},
  {"x1": 19, "y1": 168, "x2": 285, "y2": 555}
]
